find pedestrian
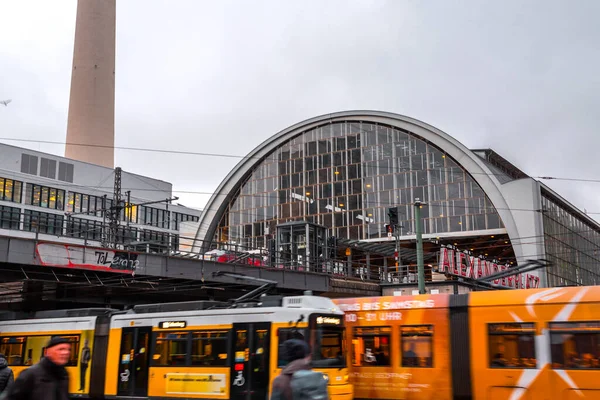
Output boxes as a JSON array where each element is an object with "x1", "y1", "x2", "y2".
[
  {"x1": 0, "y1": 353, "x2": 14, "y2": 394},
  {"x1": 270, "y1": 339, "x2": 329, "y2": 400},
  {"x1": 3, "y1": 336, "x2": 71, "y2": 400}
]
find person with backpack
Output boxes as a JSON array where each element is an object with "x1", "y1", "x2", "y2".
[
  {"x1": 270, "y1": 339, "x2": 329, "y2": 400},
  {"x1": 0, "y1": 354, "x2": 14, "y2": 394}
]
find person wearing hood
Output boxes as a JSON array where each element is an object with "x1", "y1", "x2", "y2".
[
  {"x1": 271, "y1": 339, "x2": 312, "y2": 400},
  {"x1": 0, "y1": 353, "x2": 14, "y2": 394},
  {"x1": 3, "y1": 336, "x2": 71, "y2": 400}
]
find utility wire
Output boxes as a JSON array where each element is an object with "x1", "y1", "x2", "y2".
[{"x1": 1, "y1": 136, "x2": 600, "y2": 184}]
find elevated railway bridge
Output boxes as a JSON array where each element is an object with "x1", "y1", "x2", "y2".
[{"x1": 0, "y1": 235, "x2": 381, "y2": 312}]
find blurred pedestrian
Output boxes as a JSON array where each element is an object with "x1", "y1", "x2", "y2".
[{"x1": 3, "y1": 336, "x2": 71, "y2": 400}]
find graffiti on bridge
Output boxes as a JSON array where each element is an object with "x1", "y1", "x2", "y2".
[{"x1": 35, "y1": 242, "x2": 139, "y2": 275}]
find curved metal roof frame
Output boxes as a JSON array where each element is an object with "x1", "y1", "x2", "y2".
[{"x1": 193, "y1": 110, "x2": 521, "y2": 256}]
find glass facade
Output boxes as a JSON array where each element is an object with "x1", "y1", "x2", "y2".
[
  {"x1": 216, "y1": 121, "x2": 503, "y2": 247},
  {"x1": 542, "y1": 193, "x2": 600, "y2": 286}
]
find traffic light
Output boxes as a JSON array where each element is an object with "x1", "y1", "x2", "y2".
[
  {"x1": 385, "y1": 224, "x2": 395, "y2": 234},
  {"x1": 327, "y1": 236, "x2": 337, "y2": 258},
  {"x1": 268, "y1": 239, "x2": 276, "y2": 264},
  {"x1": 388, "y1": 207, "x2": 399, "y2": 225}
]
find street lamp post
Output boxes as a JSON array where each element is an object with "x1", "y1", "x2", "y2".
[{"x1": 414, "y1": 198, "x2": 427, "y2": 294}]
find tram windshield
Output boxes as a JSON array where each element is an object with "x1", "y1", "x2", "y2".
[{"x1": 310, "y1": 315, "x2": 346, "y2": 368}]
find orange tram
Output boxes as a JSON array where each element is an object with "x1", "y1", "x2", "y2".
[{"x1": 333, "y1": 285, "x2": 600, "y2": 400}]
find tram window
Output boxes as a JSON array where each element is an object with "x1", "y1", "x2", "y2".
[
  {"x1": 0, "y1": 337, "x2": 25, "y2": 366},
  {"x1": 400, "y1": 325, "x2": 433, "y2": 368},
  {"x1": 277, "y1": 328, "x2": 308, "y2": 367},
  {"x1": 312, "y1": 325, "x2": 346, "y2": 368},
  {"x1": 488, "y1": 323, "x2": 536, "y2": 369},
  {"x1": 352, "y1": 327, "x2": 391, "y2": 367},
  {"x1": 55, "y1": 335, "x2": 80, "y2": 367},
  {"x1": 152, "y1": 332, "x2": 189, "y2": 366},
  {"x1": 191, "y1": 330, "x2": 229, "y2": 366},
  {"x1": 549, "y1": 322, "x2": 600, "y2": 370}
]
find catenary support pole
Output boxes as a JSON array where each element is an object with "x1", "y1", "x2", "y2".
[{"x1": 414, "y1": 198, "x2": 426, "y2": 294}]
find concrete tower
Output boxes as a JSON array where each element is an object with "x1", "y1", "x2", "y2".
[{"x1": 65, "y1": 0, "x2": 116, "y2": 168}]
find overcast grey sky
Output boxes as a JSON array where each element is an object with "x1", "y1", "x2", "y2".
[{"x1": 1, "y1": 0, "x2": 599, "y2": 217}]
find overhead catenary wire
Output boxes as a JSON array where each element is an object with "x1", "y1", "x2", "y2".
[{"x1": 0, "y1": 136, "x2": 599, "y2": 184}]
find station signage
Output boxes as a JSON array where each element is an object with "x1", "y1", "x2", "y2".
[
  {"x1": 159, "y1": 321, "x2": 187, "y2": 329},
  {"x1": 436, "y1": 247, "x2": 540, "y2": 289}
]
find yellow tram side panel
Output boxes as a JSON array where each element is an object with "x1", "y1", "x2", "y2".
[
  {"x1": 469, "y1": 286, "x2": 600, "y2": 400},
  {"x1": 149, "y1": 367, "x2": 230, "y2": 398},
  {"x1": 334, "y1": 294, "x2": 452, "y2": 400},
  {"x1": 268, "y1": 322, "x2": 353, "y2": 400},
  {"x1": 105, "y1": 323, "x2": 233, "y2": 398},
  {"x1": 1, "y1": 328, "x2": 95, "y2": 396},
  {"x1": 104, "y1": 326, "x2": 122, "y2": 396}
]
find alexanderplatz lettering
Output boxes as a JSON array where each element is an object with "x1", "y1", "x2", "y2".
[{"x1": 437, "y1": 247, "x2": 540, "y2": 289}]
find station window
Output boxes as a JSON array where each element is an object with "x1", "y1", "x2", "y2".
[
  {"x1": 0, "y1": 177, "x2": 23, "y2": 203},
  {"x1": 0, "y1": 337, "x2": 25, "y2": 366},
  {"x1": 277, "y1": 328, "x2": 308, "y2": 367},
  {"x1": 152, "y1": 332, "x2": 189, "y2": 366},
  {"x1": 488, "y1": 323, "x2": 536, "y2": 368},
  {"x1": 352, "y1": 326, "x2": 391, "y2": 366},
  {"x1": 550, "y1": 321, "x2": 600, "y2": 369},
  {"x1": 191, "y1": 330, "x2": 229, "y2": 366},
  {"x1": 401, "y1": 325, "x2": 433, "y2": 368},
  {"x1": 0, "y1": 206, "x2": 20, "y2": 230}
]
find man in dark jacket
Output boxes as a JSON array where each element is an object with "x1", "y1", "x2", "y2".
[
  {"x1": 270, "y1": 339, "x2": 313, "y2": 400},
  {"x1": 3, "y1": 336, "x2": 71, "y2": 400},
  {"x1": 0, "y1": 353, "x2": 14, "y2": 393}
]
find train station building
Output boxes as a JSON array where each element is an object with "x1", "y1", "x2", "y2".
[
  {"x1": 0, "y1": 142, "x2": 200, "y2": 255},
  {"x1": 194, "y1": 110, "x2": 600, "y2": 292}
]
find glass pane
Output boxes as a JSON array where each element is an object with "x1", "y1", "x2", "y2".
[
  {"x1": 352, "y1": 327, "x2": 391, "y2": 366},
  {"x1": 401, "y1": 325, "x2": 433, "y2": 368},
  {"x1": 152, "y1": 332, "x2": 188, "y2": 366},
  {"x1": 190, "y1": 331, "x2": 229, "y2": 366},
  {"x1": 488, "y1": 323, "x2": 536, "y2": 368}
]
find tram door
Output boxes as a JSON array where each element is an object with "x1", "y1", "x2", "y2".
[
  {"x1": 117, "y1": 327, "x2": 152, "y2": 397},
  {"x1": 230, "y1": 323, "x2": 271, "y2": 400}
]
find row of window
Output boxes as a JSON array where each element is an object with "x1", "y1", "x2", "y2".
[
  {"x1": 1, "y1": 177, "x2": 199, "y2": 231},
  {"x1": 0, "y1": 335, "x2": 81, "y2": 367},
  {"x1": 23, "y1": 210, "x2": 64, "y2": 234},
  {"x1": 24, "y1": 183, "x2": 66, "y2": 210},
  {"x1": 150, "y1": 327, "x2": 343, "y2": 369},
  {"x1": 0, "y1": 206, "x2": 20, "y2": 230},
  {"x1": 349, "y1": 322, "x2": 600, "y2": 370},
  {"x1": 153, "y1": 331, "x2": 229, "y2": 367},
  {"x1": 0, "y1": 209, "x2": 179, "y2": 246},
  {"x1": 490, "y1": 322, "x2": 600, "y2": 370},
  {"x1": 67, "y1": 192, "x2": 109, "y2": 217},
  {"x1": 351, "y1": 325, "x2": 433, "y2": 368},
  {"x1": 0, "y1": 178, "x2": 23, "y2": 203}
]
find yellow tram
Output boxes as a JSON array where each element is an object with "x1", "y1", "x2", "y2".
[{"x1": 0, "y1": 293, "x2": 353, "y2": 400}]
